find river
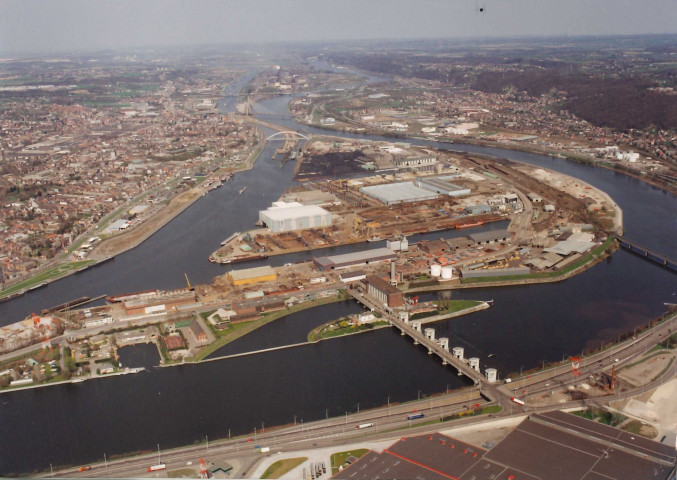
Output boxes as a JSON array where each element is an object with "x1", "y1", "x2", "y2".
[{"x1": 0, "y1": 66, "x2": 676, "y2": 475}]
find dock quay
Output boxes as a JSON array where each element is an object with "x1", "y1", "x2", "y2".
[{"x1": 615, "y1": 235, "x2": 677, "y2": 272}]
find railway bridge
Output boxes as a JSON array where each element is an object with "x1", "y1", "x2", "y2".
[{"x1": 615, "y1": 235, "x2": 677, "y2": 272}]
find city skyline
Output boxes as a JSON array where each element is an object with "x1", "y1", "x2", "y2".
[{"x1": 2, "y1": 0, "x2": 677, "y2": 55}]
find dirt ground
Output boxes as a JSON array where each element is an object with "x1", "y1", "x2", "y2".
[
  {"x1": 517, "y1": 165, "x2": 622, "y2": 233},
  {"x1": 616, "y1": 351, "x2": 676, "y2": 387}
]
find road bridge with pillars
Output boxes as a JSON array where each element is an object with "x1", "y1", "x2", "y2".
[
  {"x1": 390, "y1": 315, "x2": 488, "y2": 385},
  {"x1": 345, "y1": 289, "x2": 491, "y2": 388},
  {"x1": 615, "y1": 235, "x2": 677, "y2": 272}
]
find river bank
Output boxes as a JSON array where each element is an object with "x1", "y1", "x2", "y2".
[{"x1": 0, "y1": 129, "x2": 266, "y2": 303}]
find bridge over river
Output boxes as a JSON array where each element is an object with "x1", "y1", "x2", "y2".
[
  {"x1": 615, "y1": 235, "x2": 677, "y2": 272},
  {"x1": 345, "y1": 289, "x2": 502, "y2": 400}
]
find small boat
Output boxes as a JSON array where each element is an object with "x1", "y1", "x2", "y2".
[{"x1": 238, "y1": 186, "x2": 247, "y2": 195}]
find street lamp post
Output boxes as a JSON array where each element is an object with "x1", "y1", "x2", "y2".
[{"x1": 387, "y1": 396, "x2": 391, "y2": 417}]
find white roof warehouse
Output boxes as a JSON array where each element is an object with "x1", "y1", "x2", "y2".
[{"x1": 259, "y1": 201, "x2": 332, "y2": 233}]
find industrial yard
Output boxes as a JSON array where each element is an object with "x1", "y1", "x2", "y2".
[
  {"x1": 210, "y1": 137, "x2": 619, "y2": 267},
  {"x1": 0, "y1": 134, "x2": 622, "y2": 389}
]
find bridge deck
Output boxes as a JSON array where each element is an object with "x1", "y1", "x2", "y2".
[
  {"x1": 345, "y1": 289, "x2": 486, "y2": 385},
  {"x1": 615, "y1": 235, "x2": 677, "y2": 271}
]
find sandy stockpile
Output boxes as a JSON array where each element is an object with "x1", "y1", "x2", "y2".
[
  {"x1": 526, "y1": 167, "x2": 608, "y2": 205},
  {"x1": 520, "y1": 165, "x2": 623, "y2": 232}
]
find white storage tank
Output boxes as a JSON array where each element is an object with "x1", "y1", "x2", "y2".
[
  {"x1": 452, "y1": 346, "x2": 464, "y2": 360},
  {"x1": 485, "y1": 368, "x2": 498, "y2": 383},
  {"x1": 430, "y1": 264, "x2": 442, "y2": 277},
  {"x1": 469, "y1": 357, "x2": 480, "y2": 372},
  {"x1": 441, "y1": 266, "x2": 454, "y2": 279}
]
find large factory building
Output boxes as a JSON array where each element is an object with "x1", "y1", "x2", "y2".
[
  {"x1": 259, "y1": 201, "x2": 332, "y2": 233},
  {"x1": 366, "y1": 275, "x2": 404, "y2": 308}
]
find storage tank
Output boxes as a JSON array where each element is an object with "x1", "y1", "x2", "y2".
[
  {"x1": 452, "y1": 346, "x2": 464, "y2": 360},
  {"x1": 430, "y1": 264, "x2": 442, "y2": 277},
  {"x1": 441, "y1": 266, "x2": 453, "y2": 279},
  {"x1": 469, "y1": 357, "x2": 480, "y2": 372},
  {"x1": 485, "y1": 368, "x2": 498, "y2": 383}
]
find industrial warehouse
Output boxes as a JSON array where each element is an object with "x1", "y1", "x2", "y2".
[
  {"x1": 359, "y1": 181, "x2": 439, "y2": 205},
  {"x1": 227, "y1": 265, "x2": 277, "y2": 286},
  {"x1": 314, "y1": 248, "x2": 398, "y2": 271},
  {"x1": 335, "y1": 412, "x2": 676, "y2": 480},
  {"x1": 415, "y1": 175, "x2": 471, "y2": 197},
  {"x1": 258, "y1": 201, "x2": 332, "y2": 233}
]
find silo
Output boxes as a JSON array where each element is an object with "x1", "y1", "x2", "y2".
[{"x1": 441, "y1": 266, "x2": 453, "y2": 279}]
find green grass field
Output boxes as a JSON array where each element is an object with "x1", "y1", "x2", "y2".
[
  {"x1": 261, "y1": 457, "x2": 307, "y2": 479},
  {"x1": 330, "y1": 449, "x2": 369, "y2": 475}
]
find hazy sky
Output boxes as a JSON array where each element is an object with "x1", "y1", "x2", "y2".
[{"x1": 1, "y1": 0, "x2": 676, "y2": 55}]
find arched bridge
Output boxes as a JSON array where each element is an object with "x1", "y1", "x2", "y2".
[{"x1": 266, "y1": 131, "x2": 310, "y2": 141}]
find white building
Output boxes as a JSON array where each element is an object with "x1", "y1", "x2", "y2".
[{"x1": 259, "y1": 202, "x2": 332, "y2": 233}]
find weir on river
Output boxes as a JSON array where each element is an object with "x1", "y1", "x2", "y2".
[{"x1": 1, "y1": 67, "x2": 676, "y2": 476}]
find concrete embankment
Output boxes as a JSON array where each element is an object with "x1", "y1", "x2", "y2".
[
  {"x1": 0, "y1": 367, "x2": 145, "y2": 395},
  {"x1": 415, "y1": 302, "x2": 491, "y2": 324}
]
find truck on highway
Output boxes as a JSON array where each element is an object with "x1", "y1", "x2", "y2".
[
  {"x1": 147, "y1": 464, "x2": 166, "y2": 472},
  {"x1": 355, "y1": 423, "x2": 374, "y2": 429},
  {"x1": 511, "y1": 397, "x2": 525, "y2": 406},
  {"x1": 407, "y1": 413, "x2": 425, "y2": 420}
]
